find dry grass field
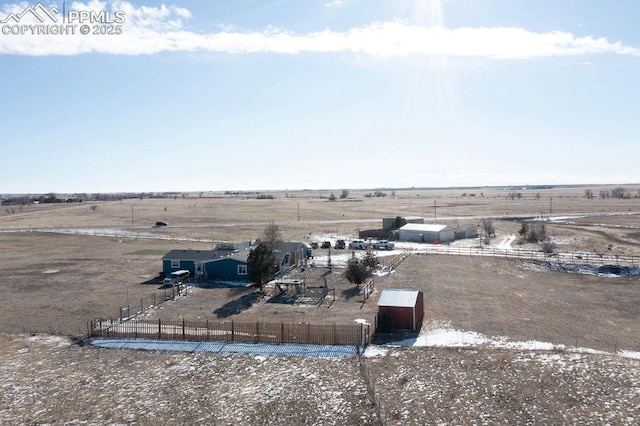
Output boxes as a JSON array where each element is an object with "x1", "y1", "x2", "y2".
[{"x1": 1, "y1": 185, "x2": 640, "y2": 424}]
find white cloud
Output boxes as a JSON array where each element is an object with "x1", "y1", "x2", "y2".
[
  {"x1": 324, "y1": 0, "x2": 343, "y2": 7},
  {"x1": 1, "y1": 1, "x2": 638, "y2": 58}
]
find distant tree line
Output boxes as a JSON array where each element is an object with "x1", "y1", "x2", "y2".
[
  {"x1": 584, "y1": 187, "x2": 636, "y2": 199},
  {"x1": 364, "y1": 191, "x2": 387, "y2": 198}
]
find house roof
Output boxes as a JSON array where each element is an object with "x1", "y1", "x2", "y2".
[
  {"x1": 399, "y1": 223, "x2": 452, "y2": 233},
  {"x1": 275, "y1": 241, "x2": 306, "y2": 254},
  {"x1": 163, "y1": 249, "x2": 249, "y2": 263},
  {"x1": 203, "y1": 250, "x2": 249, "y2": 264},
  {"x1": 377, "y1": 289, "x2": 421, "y2": 308}
]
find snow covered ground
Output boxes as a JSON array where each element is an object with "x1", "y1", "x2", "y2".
[
  {"x1": 364, "y1": 323, "x2": 640, "y2": 361},
  {"x1": 2, "y1": 331, "x2": 638, "y2": 425}
]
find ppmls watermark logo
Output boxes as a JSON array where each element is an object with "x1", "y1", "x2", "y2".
[{"x1": 1, "y1": 2, "x2": 125, "y2": 36}]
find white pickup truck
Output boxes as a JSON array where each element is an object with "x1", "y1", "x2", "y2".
[
  {"x1": 372, "y1": 240, "x2": 395, "y2": 250},
  {"x1": 349, "y1": 239, "x2": 371, "y2": 250}
]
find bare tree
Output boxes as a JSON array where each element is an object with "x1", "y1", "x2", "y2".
[
  {"x1": 262, "y1": 222, "x2": 282, "y2": 251},
  {"x1": 340, "y1": 189, "x2": 349, "y2": 199},
  {"x1": 584, "y1": 189, "x2": 594, "y2": 199},
  {"x1": 599, "y1": 190, "x2": 610, "y2": 199},
  {"x1": 541, "y1": 239, "x2": 556, "y2": 254},
  {"x1": 481, "y1": 218, "x2": 495, "y2": 239},
  {"x1": 527, "y1": 223, "x2": 546, "y2": 242},
  {"x1": 611, "y1": 187, "x2": 627, "y2": 199}
]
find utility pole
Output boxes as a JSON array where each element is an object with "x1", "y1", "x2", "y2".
[
  {"x1": 549, "y1": 197, "x2": 552, "y2": 215},
  {"x1": 131, "y1": 204, "x2": 134, "y2": 226},
  {"x1": 434, "y1": 200, "x2": 437, "y2": 222},
  {"x1": 297, "y1": 202, "x2": 300, "y2": 222}
]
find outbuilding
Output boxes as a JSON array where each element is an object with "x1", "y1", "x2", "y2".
[
  {"x1": 382, "y1": 216, "x2": 425, "y2": 230},
  {"x1": 398, "y1": 223, "x2": 455, "y2": 243},
  {"x1": 377, "y1": 288, "x2": 424, "y2": 332}
]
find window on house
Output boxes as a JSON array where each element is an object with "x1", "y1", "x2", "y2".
[
  {"x1": 171, "y1": 260, "x2": 179, "y2": 268},
  {"x1": 238, "y1": 265, "x2": 247, "y2": 275}
]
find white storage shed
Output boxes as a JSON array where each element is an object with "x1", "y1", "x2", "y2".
[{"x1": 398, "y1": 223, "x2": 455, "y2": 243}]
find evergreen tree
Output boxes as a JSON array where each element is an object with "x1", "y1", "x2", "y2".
[{"x1": 247, "y1": 244, "x2": 275, "y2": 291}]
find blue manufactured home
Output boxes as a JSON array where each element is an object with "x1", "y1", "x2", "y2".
[
  {"x1": 162, "y1": 249, "x2": 250, "y2": 283},
  {"x1": 202, "y1": 254, "x2": 249, "y2": 282}
]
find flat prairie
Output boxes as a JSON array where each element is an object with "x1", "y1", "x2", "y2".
[
  {"x1": 1, "y1": 186, "x2": 639, "y2": 424},
  {"x1": 1, "y1": 185, "x2": 639, "y2": 337}
]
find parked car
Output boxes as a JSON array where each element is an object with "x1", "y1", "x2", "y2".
[
  {"x1": 163, "y1": 269, "x2": 190, "y2": 286},
  {"x1": 155, "y1": 221, "x2": 168, "y2": 227},
  {"x1": 321, "y1": 241, "x2": 331, "y2": 249},
  {"x1": 373, "y1": 240, "x2": 395, "y2": 250},
  {"x1": 349, "y1": 239, "x2": 371, "y2": 250},
  {"x1": 335, "y1": 239, "x2": 346, "y2": 249},
  {"x1": 310, "y1": 241, "x2": 319, "y2": 249}
]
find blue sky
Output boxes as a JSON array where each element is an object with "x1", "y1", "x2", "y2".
[{"x1": 1, "y1": 0, "x2": 639, "y2": 193}]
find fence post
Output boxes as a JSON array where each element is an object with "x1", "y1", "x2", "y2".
[
  {"x1": 120, "y1": 307, "x2": 123, "y2": 322},
  {"x1": 206, "y1": 319, "x2": 209, "y2": 342},
  {"x1": 141, "y1": 298, "x2": 144, "y2": 316},
  {"x1": 307, "y1": 322, "x2": 310, "y2": 343},
  {"x1": 232, "y1": 320, "x2": 235, "y2": 342},
  {"x1": 182, "y1": 318, "x2": 186, "y2": 341},
  {"x1": 256, "y1": 321, "x2": 259, "y2": 343},
  {"x1": 158, "y1": 318, "x2": 162, "y2": 340},
  {"x1": 333, "y1": 323, "x2": 336, "y2": 345},
  {"x1": 281, "y1": 322, "x2": 284, "y2": 344}
]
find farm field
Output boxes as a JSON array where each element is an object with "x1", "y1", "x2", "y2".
[{"x1": 1, "y1": 185, "x2": 640, "y2": 424}]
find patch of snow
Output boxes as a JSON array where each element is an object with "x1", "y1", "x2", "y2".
[
  {"x1": 41, "y1": 269, "x2": 59, "y2": 274},
  {"x1": 28, "y1": 334, "x2": 69, "y2": 347},
  {"x1": 202, "y1": 280, "x2": 252, "y2": 288},
  {"x1": 496, "y1": 234, "x2": 516, "y2": 249},
  {"x1": 619, "y1": 350, "x2": 640, "y2": 360},
  {"x1": 383, "y1": 326, "x2": 638, "y2": 360},
  {"x1": 363, "y1": 346, "x2": 388, "y2": 358},
  {"x1": 354, "y1": 319, "x2": 370, "y2": 325}
]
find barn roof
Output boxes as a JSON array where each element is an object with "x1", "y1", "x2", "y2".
[
  {"x1": 377, "y1": 289, "x2": 421, "y2": 308},
  {"x1": 399, "y1": 223, "x2": 452, "y2": 232}
]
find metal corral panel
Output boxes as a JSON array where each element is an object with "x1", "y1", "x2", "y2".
[
  {"x1": 91, "y1": 339, "x2": 357, "y2": 358},
  {"x1": 377, "y1": 289, "x2": 420, "y2": 308}
]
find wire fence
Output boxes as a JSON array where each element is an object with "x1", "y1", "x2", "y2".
[
  {"x1": 387, "y1": 249, "x2": 412, "y2": 270},
  {"x1": 412, "y1": 245, "x2": 639, "y2": 266},
  {"x1": 89, "y1": 318, "x2": 371, "y2": 347},
  {"x1": 117, "y1": 284, "x2": 188, "y2": 322},
  {"x1": 358, "y1": 352, "x2": 386, "y2": 426}
]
